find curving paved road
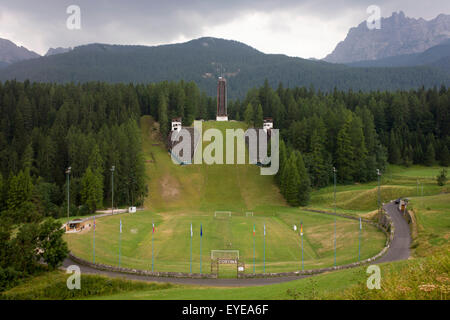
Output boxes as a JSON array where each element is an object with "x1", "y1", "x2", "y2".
[
  {"x1": 377, "y1": 201, "x2": 411, "y2": 263},
  {"x1": 62, "y1": 201, "x2": 411, "y2": 287}
]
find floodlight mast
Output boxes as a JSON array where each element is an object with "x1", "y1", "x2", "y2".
[
  {"x1": 111, "y1": 166, "x2": 115, "y2": 215},
  {"x1": 377, "y1": 169, "x2": 381, "y2": 213},
  {"x1": 333, "y1": 166, "x2": 337, "y2": 267},
  {"x1": 66, "y1": 167, "x2": 71, "y2": 221}
]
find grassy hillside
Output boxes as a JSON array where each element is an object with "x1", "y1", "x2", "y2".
[
  {"x1": 10, "y1": 129, "x2": 450, "y2": 299},
  {"x1": 408, "y1": 193, "x2": 450, "y2": 257},
  {"x1": 141, "y1": 115, "x2": 286, "y2": 212},
  {"x1": 64, "y1": 116, "x2": 385, "y2": 275},
  {"x1": 307, "y1": 165, "x2": 448, "y2": 215}
]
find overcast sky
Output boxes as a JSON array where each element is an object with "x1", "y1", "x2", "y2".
[{"x1": 0, "y1": 1, "x2": 448, "y2": 58}]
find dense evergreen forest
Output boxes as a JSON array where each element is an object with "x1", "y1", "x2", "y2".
[
  {"x1": 0, "y1": 80, "x2": 448, "y2": 219},
  {"x1": 229, "y1": 81, "x2": 449, "y2": 205},
  {"x1": 1, "y1": 38, "x2": 449, "y2": 100},
  {"x1": 0, "y1": 81, "x2": 146, "y2": 222}
]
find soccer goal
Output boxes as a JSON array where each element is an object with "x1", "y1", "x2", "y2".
[
  {"x1": 245, "y1": 212, "x2": 254, "y2": 217},
  {"x1": 211, "y1": 250, "x2": 240, "y2": 261},
  {"x1": 211, "y1": 250, "x2": 241, "y2": 276},
  {"x1": 214, "y1": 211, "x2": 232, "y2": 218}
]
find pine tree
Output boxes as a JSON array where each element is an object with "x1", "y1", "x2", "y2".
[
  {"x1": 295, "y1": 151, "x2": 311, "y2": 206},
  {"x1": 276, "y1": 140, "x2": 287, "y2": 186},
  {"x1": 81, "y1": 167, "x2": 103, "y2": 213},
  {"x1": 0, "y1": 172, "x2": 4, "y2": 210},
  {"x1": 336, "y1": 118, "x2": 354, "y2": 183},
  {"x1": 89, "y1": 144, "x2": 104, "y2": 174},
  {"x1": 403, "y1": 145, "x2": 414, "y2": 167},
  {"x1": 424, "y1": 144, "x2": 436, "y2": 166},
  {"x1": 7, "y1": 169, "x2": 33, "y2": 211},
  {"x1": 254, "y1": 104, "x2": 264, "y2": 128},
  {"x1": 284, "y1": 154, "x2": 300, "y2": 206},
  {"x1": 21, "y1": 143, "x2": 34, "y2": 171},
  {"x1": 158, "y1": 93, "x2": 169, "y2": 137},
  {"x1": 439, "y1": 145, "x2": 450, "y2": 167},
  {"x1": 309, "y1": 129, "x2": 328, "y2": 188},
  {"x1": 244, "y1": 103, "x2": 254, "y2": 126},
  {"x1": 388, "y1": 130, "x2": 401, "y2": 165},
  {"x1": 349, "y1": 116, "x2": 368, "y2": 182},
  {"x1": 436, "y1": 168, "x2": 447, "y2": 186}
]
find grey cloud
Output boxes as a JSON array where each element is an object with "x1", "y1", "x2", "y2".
[{"x1": 0, "y1": 0, "x2": 448, "y2": 55}]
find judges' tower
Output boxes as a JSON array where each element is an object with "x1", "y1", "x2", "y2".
[{"x1": 216, "y1": 77, "x2": 228, "y2": 121}]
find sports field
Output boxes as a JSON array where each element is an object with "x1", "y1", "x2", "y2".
[
  {"x1": 65, "y1": 208, "x2": 385, "y2": 275},
  {"x1": 65, "y1": 117, "x2": 386, "y2": 276}
]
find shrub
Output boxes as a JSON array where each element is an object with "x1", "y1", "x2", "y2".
[{"x1": 0, "y1": 268, "x2": 21, "y2": 292}]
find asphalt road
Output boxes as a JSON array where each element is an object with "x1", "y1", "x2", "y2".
[
  {"x1": 62, "y1": 201, "x2": 411, "y2": 287},
  {"x1": 377, "y1": 201, "x2": 411, "y2": 263}
]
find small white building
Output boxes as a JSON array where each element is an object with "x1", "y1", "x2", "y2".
[
  {"x1": 216, "y1": 116, "x2": 228, "y2": 121},
  {"x1": 263, "y1": 118, "x2": 273, "y2": 132},
  {"x1": 171, "y1": 118, "x2": 182, "y2": 132},
  {"x1": 128, "y1": 207, "x2": 137, "y2": 213}
]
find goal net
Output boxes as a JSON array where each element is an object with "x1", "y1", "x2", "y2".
[
  {"x1": 245, "y1": 212, "x2": 254, "y2": 217},
  {"x1": 214, "y1": 211, "x2": 231, "y2": 218},
  {"x1": 211, "y1": 250, "x2": 240, "y2": 261}
]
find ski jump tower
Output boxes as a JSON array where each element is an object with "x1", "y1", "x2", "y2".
[{"x1": 216, "y1": 77, "x2": 228, "y2": 121}]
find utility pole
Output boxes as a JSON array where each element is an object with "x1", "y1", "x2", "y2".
[
  {"x1": 111, "y1": 166, "x2": 115, "y2": 215},
  {"x1": 421, "y1": 183, "x2": 424, "y2": 207},
  {"x1": 417, "y1": 179, "x2": 419, "y2": 197},
  {"x1": 66, "y1": 167, "x2": 71, "y2": 221},
  {"x1": 377, "y1": 169, "x2": 381, "y2": 213},
  {"x1": 333, "y1": 167, "x2": 337, "y2": 267}
]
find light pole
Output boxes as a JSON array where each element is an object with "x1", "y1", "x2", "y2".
[
  {"x1": 66, "y1": 167, "x2": 71, "y2": 221},
  {"x1": 417, "y1": 180, "x2": 419, "y2": 197},
  {"x1": 333, "y1": 167, "x2": 337, "y2": 267},
  {"x1": 111, "y1": 166, "x2": 115, "y2": 215},
  {"x1": 377, "y1": 169, "x2": 381, "y2": 213},
  {"x1": 421, "y1": 183, "x2": 424, "y2": 207}
]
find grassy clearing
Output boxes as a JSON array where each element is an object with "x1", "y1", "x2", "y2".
[{"x1": 408, "y1": 193, "x2": 450, "y2": 257}]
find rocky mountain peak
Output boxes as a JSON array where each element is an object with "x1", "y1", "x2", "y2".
[{"x1": 324, "y1": 12, "x2": 450, "y2": 64}]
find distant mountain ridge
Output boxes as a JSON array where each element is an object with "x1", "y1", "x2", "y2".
[
  {"x1": 346, "y1": 39, "x2": 450, "y2": 73},
  {"x1": 0, "y1": 37, "x2": 448, "y2": 99},
  {"x1": 45, "y1": 47, "x2": 72, "y2": 56},
  {"x1": 324, "y1": 11, "x2": 450, "y2": 64},
  {"x1": 0, "y1": 38, "x2": 40, "y2": 65}
]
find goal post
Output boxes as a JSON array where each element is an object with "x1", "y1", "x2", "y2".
[
  {"x1": 211, "y1": 250, "x2": 240, "y2": 261},
  {"x1": 210, "y1": 250, "x2": 241, "y2": 276},
  {"x1": 245, "y1": 212, "x2": 254, "y2": 217},
  {"x1": 214, "y1": 211, "x2": 232, "y2": 218}
]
